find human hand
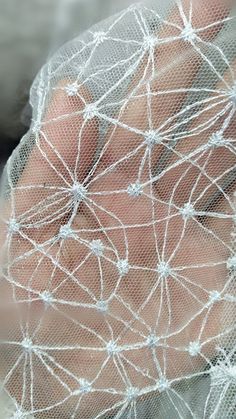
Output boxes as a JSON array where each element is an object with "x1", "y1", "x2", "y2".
[{"x1": 0, "y1": 1, "x2": 235, "y2": 417}]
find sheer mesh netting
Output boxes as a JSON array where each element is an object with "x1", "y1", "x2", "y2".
[{"x1": 0, "y1": 0, "x2": 236, "y2": 417}]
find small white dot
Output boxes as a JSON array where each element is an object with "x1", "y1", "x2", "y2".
[
  {"x1": 21, "y1": 338, "x2": 33, "y2": 352},
  {"x1": 35, "y1": 244, "x2": 44, "y2": 253},
  {"x1": 208, "y1": 132, "x2": 226, "y2": 148},
  {"x1": 125, "y1": 387, "x2": 139, "y2": 401},
  {"x1": 96, "y1": 300, "x2": 108, "y2": 313},
  {"x1": 156, "y1": 376, "x2": 170, "y2": 392},
  {"x1": 180, "y1": 203, "x2": 195, "y2": 220},
  {"x1": 40, "y1": 291, "x2": 54, "y2": 306},
  {"x1": 8, "y1": 219, "x2": 20, "y2": 234},
  {"x1": 83, "y1": 103, "x2": 98, "y2": 120},
  {"x1": 93, "y1": 31, "x2": 106, "y2": 44},
  {"x1": 127, "y1": 182, "x2": 142, "y2": 197},
  {"x1": 90, "y1": 239, "x2": 104, "y2": 257},
  {"x1": 71, "y1": 183, "x2": 87, "y2": 203},
  {"x1": 208, "y1": 290, "x2": 221, "y2": 305},
  {"x1": 116, "y1": 259, "x2": 130, "y2": 276},
  {"x1": 59, "y1": 224, "x2": 74, "y2": 240},
  {"x1": 78, "y1": 379, "x2": 92, "y2": 394},
  {"x1": 143, "y1": 34, "x2": 158, "y2": 51},
  {"x1": 65, "y1": 83, "x2": 78, "y2": 97},
  {"x1": 227, "y1": 255, "x2": 236, "y2": 270},
  {"x1": 77, "y1": 65, "x2": 85, "y2": 76},
  {"x1": 146, "y1": 334, "x2": 159, "y2": 348},
  {"x1": 157, "y1": 262, "x2": 171, "y2": 279},
  {"x1": 181, "y1": 23, "x2": 196, "y2": 42},
  {"x1": 188, "y1": 341, "x2": 201, "y2": 357},
  {"x1": 106, "y1": 341, "x2": 119, "y2": 356},
  {"x1": 12, "y1": 410, "x2": 25, "y2": 419},
  {"x1": 144, "y1": 130, "x2": 162, "y2": 148}
]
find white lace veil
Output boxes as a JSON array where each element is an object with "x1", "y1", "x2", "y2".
[{"x1": 0, "y1": 0, "x2": 236, "y2": 417}]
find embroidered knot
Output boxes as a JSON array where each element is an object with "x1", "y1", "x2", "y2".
[
  {"x1": 127, "y1": 182, "x2": 143, "y2": 197},
  {"x1": 90, "y1": 239, "x2": 104, "y2": 257},
  {"x1": 116, "y1": 259, "x2": 130, "y2": 276}
]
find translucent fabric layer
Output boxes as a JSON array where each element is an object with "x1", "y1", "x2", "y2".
[{"x1": 0, "y1": 0, "x2": 236, "y2": 417}]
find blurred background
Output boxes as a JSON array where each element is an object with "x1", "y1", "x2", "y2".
[{"x1": 0, "y1": 0, "x2": 134, "y2": 171}]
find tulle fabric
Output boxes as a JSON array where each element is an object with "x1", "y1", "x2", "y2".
[{"x1": 0, "y1": 1, "x2": 236, "y2": 417}]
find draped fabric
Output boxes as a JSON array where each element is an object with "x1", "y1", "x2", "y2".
[{"x1": 0, "y1": 1, "x2": 236, "y2": 417}]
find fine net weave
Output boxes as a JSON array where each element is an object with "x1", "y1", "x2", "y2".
[{"x1": 0, "y1": 0, "x2": 236, "y2": 417}]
